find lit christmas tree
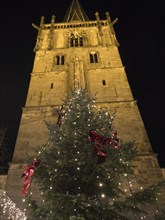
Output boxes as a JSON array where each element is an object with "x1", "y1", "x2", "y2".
[{"x1": 23, "y1": 89, "x2": 165, "y2": 220}]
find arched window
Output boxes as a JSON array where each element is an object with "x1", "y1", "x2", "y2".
[
  {"x1": 79, "y1": 37, "x2": 83, "y2": 46},
  {"x1": 56, "y1": 56, "x2": 60, "y2": 65},
  {"x1": 102, "y1": 80, "x2": 106, "y2": 86},
  {"x1": 61, "y1": 56, "x2": 64, "y2": 65},
  {"x1": 89, "y1": 52, "x2": 98, "y2": 63},
  {"x1": 51, "y1": 83, "x2": 54, "y2": 89},
  {"x1": 70, "y1": 35, "x2": 84, "y2": 47},
  {"x1": 55, "y1": 55, "x2": 65, "y2": 65}
]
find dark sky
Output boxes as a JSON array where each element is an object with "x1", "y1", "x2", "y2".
[{"x1": 0, "y1": 0, "x2": 164, "y2": 167}]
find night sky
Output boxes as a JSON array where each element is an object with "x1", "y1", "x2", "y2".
[{"x1": 0, "y1": 0, "x2": 164, "y2": 167}]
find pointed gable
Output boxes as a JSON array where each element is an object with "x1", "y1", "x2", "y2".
[{"x1": 63, "y1": 0, "x2": 89, "y2": 22}]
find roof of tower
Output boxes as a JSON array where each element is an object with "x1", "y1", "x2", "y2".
[{"x1": 63, "y1": 0, "x2": 89, "y2": 22}]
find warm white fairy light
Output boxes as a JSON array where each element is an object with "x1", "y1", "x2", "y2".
[
  {"x1": 101, "y1": 194, "x2": 105, "y2": 198},
  {"x1": 0, "y1": 190, "x2": 27, "y2": 220}
]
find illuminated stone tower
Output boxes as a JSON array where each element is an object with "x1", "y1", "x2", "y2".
[{"x1": 6, "y1": 0, "x2": 164, "y2": 209}]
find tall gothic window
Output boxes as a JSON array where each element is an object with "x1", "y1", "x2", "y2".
[
  {"x1": 70, "y1": 35, "x2": 84, "y2": 47},
  {"x1": 55, "y1": 55, "x2": 65, "y2": 65},
  {"x1": 90, "y1": 52, "x2": 98, "y2": 63}
]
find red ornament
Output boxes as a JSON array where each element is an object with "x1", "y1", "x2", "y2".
[
  {"x1": 88, "y1": 130, "x2": 120, "y2": 164},
  {"x1": 21, "y1": 158, "x2": 41, "y2": 197},
  {"x1": 88, "y1": 130, "x2": 109, "y2": 164}
]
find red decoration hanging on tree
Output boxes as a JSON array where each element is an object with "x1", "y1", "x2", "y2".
[
  {"x1": 21, "y1": 158, "x2": 41, "y2": 197},
  {"x1": 88, "y1": 130, "x2": 120, "y2": 164}
]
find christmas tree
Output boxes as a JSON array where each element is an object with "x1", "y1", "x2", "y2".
[{"x1": 23, "y1": 89, "x2": 165, "y2": 220}]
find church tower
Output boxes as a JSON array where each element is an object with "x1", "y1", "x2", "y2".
[{"x1": 6, "y1": 0, "x2": 164, "y2": 209}]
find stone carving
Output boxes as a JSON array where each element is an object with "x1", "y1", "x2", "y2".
[{"x1": 66, "y1": 29, "x2": 86, "y2": 39}]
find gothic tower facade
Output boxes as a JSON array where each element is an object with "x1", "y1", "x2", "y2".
[{"x1": 6, "y1": 0, "x2": 164, "y2": 209}]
